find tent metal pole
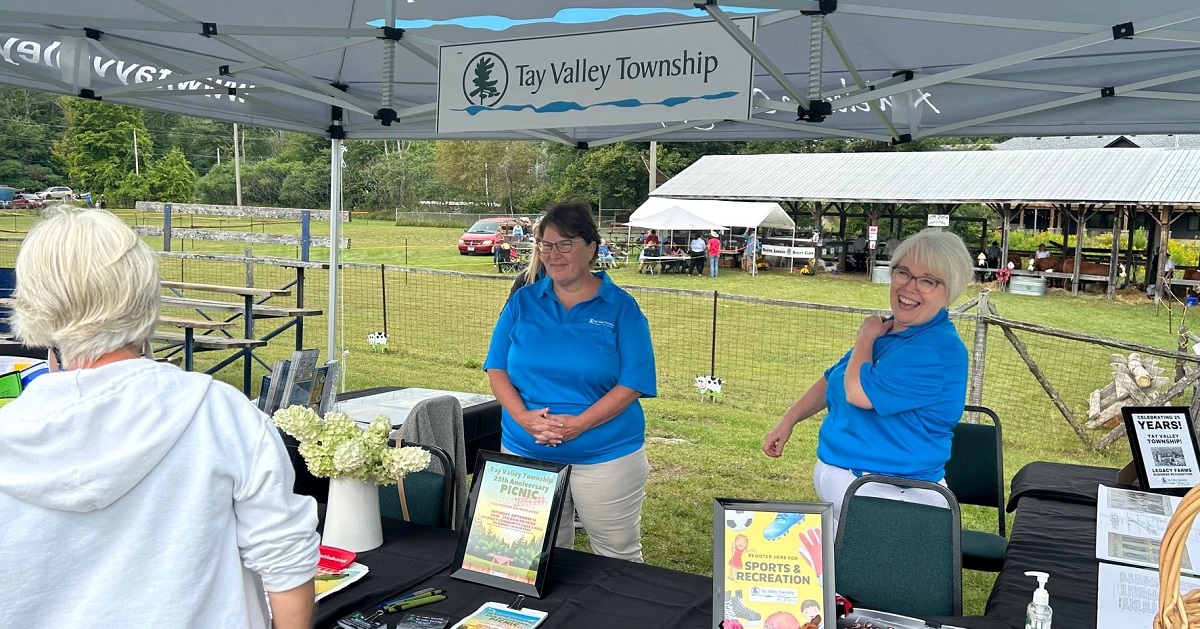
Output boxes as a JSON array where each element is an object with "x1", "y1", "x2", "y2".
[{"x1": 328, "y1": 135, "x2": 342, "y2": 368}]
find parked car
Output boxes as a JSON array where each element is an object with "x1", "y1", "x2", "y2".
[
  {"x1": 457, "y1": 216, "x2": 526, "y2": 255},
  {"x1": 37, "y1": 186, "x2": 74, "y2": 201},
  {"x1": 12, "y1": 194, "x2": 44, "y2": 209}
]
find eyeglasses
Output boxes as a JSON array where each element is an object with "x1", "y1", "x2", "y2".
[
  {"x1": 536, "y1": 238, "x2": 581, "y2": 253},
  {"x1": 891, "y1": 266, "x2": 944, "y2": 294}
]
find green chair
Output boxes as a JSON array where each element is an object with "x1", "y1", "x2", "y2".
[
  {"x1": 943, "y1": 405, "x2": 1007, "y2": 572},
  {"x1": 379, "y1": 442, "x2": 455, "y2": 529},
  {"x1": 834, "y1": 475, "x2": 962, "y2": 617}
]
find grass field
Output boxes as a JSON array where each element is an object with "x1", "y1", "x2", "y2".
[{"x1": 22, "y1": 211, "x2": 1194, "y2": 615}]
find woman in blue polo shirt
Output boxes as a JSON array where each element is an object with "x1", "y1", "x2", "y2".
[
  {"x1": 762, "y1": 228, "x2": 974, "y2": 527},
  {"x1": 485, "y1": 201, "x2": 656, "y2": 562}
]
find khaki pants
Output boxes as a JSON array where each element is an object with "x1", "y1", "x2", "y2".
[
  {"x1": 813, "y1": 459, "x2": 947, "y2": 532},
  {"x1": 504, "y1": 445, "x2": 648, "y2": 562}
]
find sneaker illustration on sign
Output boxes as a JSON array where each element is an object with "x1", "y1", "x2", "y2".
[
  {"x1": 724, "y1": 591, "x2": 761, "y2": 621},
  {"x1": 762, "y1": 512, "x2": 803, "y2": 540}
]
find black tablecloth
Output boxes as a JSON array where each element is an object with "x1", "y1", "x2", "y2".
[
  {"x1": 313, "y1": 518, "x2": 712, "y2": 629},
  {"x1": 984, "y1": 462, "x2": 1128, "y2": 629}
]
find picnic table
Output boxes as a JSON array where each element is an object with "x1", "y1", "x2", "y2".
[
  {"x1": 639, "y1": 255, "x2": 691, "y2": 274},
  {"x1": 159, "y1": 281, "x2": 321, "y2": 394}
]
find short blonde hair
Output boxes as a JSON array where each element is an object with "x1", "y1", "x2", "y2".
[
  {"x1": 12, "y1": 206, "x2": 159, "y2": 367},
  {"x1": 889, "y1": 228, "x2": 974, "y2": 303}
]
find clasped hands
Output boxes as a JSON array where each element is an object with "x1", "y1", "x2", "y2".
[{"x1": 517, "y1": 407, "x2": 587, "y2": 446}]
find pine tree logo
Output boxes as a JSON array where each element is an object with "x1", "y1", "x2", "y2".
[{"x1": 461, "y1": 52, "x2": 508, "y2": 107}]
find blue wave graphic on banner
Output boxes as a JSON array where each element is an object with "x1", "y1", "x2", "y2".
[
  {"x1": 452, "y1": 91, "x2": 739, "y2": 116},
  {"x1": 368, "y1": 7, "x2": 768, "y2": 31}
]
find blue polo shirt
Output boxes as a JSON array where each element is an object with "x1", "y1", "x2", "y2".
[
  {"x1": 816, "y1": 309, "x2": 967, "y2": 482},
  {"x1": 484, "y1": 271, "x2": 656, "y2": 464}
]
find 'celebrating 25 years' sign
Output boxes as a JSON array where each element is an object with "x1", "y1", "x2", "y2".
[{"x1": 437, "y1": 17, "x2": 755, "y2": 134}]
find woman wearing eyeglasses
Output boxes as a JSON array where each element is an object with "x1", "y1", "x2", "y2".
[
  {"x1": 762, "y1": 228, "x2": 974, "y2": 524},
  {"x1": 484, "y1": 201, "x2": 656, "y2": 562}
]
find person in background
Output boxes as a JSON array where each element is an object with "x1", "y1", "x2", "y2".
[
  {"x1": 0, "y1": 206, "x2": 319, "y2": 629},
  {"x1": 707, "y1": 230, "x2": 722, "y2": 278},
  {"x1": 598, "y1": 239, "x2": 616, "y2": 266},
  {"x1": 762, "y1": 228, "x2": 974, "y2": 528},
  {"x1": 1034, "y1": 243, "x2": 1051, "y2": 260},
  {"x1": 485, "y1": 201, "x2": 657, "y2": 561},
  {"x1": 884, "y1": 234, "x2": 901, "y2": 259},
  {"x1": 645, "y1": 229, "x2": 661, "y2": 255},
  {"x1": 690, "y1": 233, "x2": 707, "y2": 276},
  {"x1": 744, "y1": 228, "x2": 760, "y2": 276},
  {"x1": 852, "y1": 232, "x2": 868, "y2": 272},
  {"x1": 98, "y1": 193, "x2": 106, "y2": 209},
  {"x1": 986, "y1": 240, "x2": 1002, "y2": 269},
  {"x1": 513, "y1": 221, "x2": 525, "y2": 242}
]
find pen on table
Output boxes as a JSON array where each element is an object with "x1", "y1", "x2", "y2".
[
  {"x1": 377, "y1": 587, "x2": 439, "y2": 609},
  {"x1": 395, "y1": 594, "x2": 446, "y2": 611}
]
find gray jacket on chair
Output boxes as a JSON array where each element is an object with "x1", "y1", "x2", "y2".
[{"x1": 396, "y1": 395, "x2": 468, "y2": 529}]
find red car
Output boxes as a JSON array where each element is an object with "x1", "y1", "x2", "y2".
[
  {"x1": 11, "y1": 194, "x2": 44, "y2": 209},
  {"x1": 457, "y1": 217, "x2": 526, "y2": 255}
]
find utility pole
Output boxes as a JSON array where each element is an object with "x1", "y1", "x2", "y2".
[
  {"x1": 233, "y1": 123, "x2": 243, "y2": 208},
  {"x1": 132, "y1": 129, "x2": 140, "y2": 175},
  {"x1": 649, "y1": 141, "x2": 658, "y2": 193}
]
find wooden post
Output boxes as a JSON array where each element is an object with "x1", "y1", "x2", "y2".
[
  {"x1": 837, "y1": 203, "x2": 847, "y2": 272},
  {"x1": 1070, "y1": 204, "x2": 1085, "y2": 296},
  {"x1": 1156, "y1": 205, "x2": 1171, "y2": 305},
  {"x1": 967, "y1": 290, "x2": 988, "y2": 413},
  {"x1": 244, "y1": 247, "x2": 254, "y2": 288},
  {"x1": 1108, "y1": 205, "x2": 1121, "y2": 299}
]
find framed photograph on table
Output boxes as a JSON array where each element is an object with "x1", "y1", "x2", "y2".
[
  {"x1": 1122, "y1": 406, "x2": 1200, "y2": 496},
  {"x1": 451, "y1": 451, "x2": 570, "y2": 598},
  {"x1": 713, "y1": 498, "x2": 835, "y2": 629}
]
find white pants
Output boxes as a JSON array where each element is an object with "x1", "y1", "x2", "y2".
[
  {"x1": 813, "y1": 459, "x2": 948, "y2": 531},
  {"x1": 504, "y1": 446, "x2": 649, "y2": 562}
]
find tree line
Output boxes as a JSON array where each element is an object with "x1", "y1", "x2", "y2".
[{"x1": 0, "y1": 87, "x2": 998, "y2": 214}]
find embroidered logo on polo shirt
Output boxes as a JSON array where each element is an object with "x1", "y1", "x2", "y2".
[{"x1": 588, "y1": 318, "x2": 614, "y2": 328}]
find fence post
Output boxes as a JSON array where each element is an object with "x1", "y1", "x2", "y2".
[
  {"x1": 244, "y1": 247, "x2": 254, "y2": 288},
  {"x1": 380, "y1": 263, "x2": 389, "y2": 337},
  {"x1": 162, "y1": 203, "x2": 171, "y2": 252},
  {"x1": 710, "y1": 291, "x2": 718, "y2": 377},
  {"x1": 967, "y1": 289, "x2": 989, "y2": 416}
]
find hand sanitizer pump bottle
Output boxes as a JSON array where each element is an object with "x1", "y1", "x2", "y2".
[{"x1": 1024, "y1": 571, "x2": 1053, "y2": 629}]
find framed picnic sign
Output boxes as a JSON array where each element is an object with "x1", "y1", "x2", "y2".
[
  {"x1": 713, "y1": 498, "x2": 835, "y2": 629},
  {"x1": 450, "y1": 451, "x2": 571, "y2": 597},
  {"x1": 1122, "y1": 406, "x2": 1200, "y2": 496}
]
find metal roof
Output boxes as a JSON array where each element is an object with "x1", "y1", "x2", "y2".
[
  {"x1": 995, "y1": 135, "x2": 1200, "y2": 150},
  {"x1": 651, "y1": 148, "x2": 1200, "y2": 205}
]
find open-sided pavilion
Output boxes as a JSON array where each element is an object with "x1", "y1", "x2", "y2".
[{"x1": 651, "y1": 147, "x2": 1200, "y2": 298}]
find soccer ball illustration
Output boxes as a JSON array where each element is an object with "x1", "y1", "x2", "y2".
[{"x1": 726, "y1": 510, "x2": 754, "y2": 531}]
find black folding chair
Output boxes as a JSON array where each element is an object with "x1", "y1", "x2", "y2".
[{"x1": 943, "y1": 404, "x2": 1007, "y2": 572}]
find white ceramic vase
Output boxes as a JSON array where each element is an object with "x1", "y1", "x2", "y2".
[{"x1": 322, "y1": 477, "x2": 383, "y2": 552}]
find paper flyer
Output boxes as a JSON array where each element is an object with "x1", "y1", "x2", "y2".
[
  {"x1": 459, "y1": 462, "x2": 558, "y2": 585},
  {"x1": 1097, "y1": 562, "x2": 1200, "y2": 628},
  {"x1": 719, "y1": 510, "x2": 826, "y2": 628},
  {"x1": 1095, "y1": 484, "x2": 1199, "y2": 576},
  {"x1": 450, "y1": 602, "x2": 547, "y2": 629},
  {"x1": 314, "y1": 561, "x2": 369, "y2": 601}
]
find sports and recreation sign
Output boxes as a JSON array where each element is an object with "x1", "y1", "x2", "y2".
[
  {"x1": 713, "y1": 498, "x2": 835, "y2": 629},
  {"x1": 437, "y1": 17, "x2": 755, "y2": 134}
]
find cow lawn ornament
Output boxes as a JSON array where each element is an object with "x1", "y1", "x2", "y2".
[
  {"x1": 695, "y1": 375, "x2": 724, "y2": 402},
  {"x1": 367, "y1": 331, "x2": 388, "y2": 353}
]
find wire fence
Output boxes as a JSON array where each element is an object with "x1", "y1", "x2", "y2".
[{"x1": 2, "y1": 240, "x2": 1195, "y2": 454}]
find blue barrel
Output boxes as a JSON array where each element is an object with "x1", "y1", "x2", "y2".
[{"x1": 0, "y1": 268, "x2": 14, "y2": 333}]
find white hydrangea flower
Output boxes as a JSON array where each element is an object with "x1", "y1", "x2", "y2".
[
  {"x1": 384, "y1": 446, "x2": 432, "y2": 481},
  {"x1": 333, "y1": 438, "x2": 370, "y2": 479}
]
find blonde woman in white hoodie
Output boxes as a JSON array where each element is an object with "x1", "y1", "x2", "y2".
[{"x1": 0, "y1": 206, "x2": 319, "y2": 629}]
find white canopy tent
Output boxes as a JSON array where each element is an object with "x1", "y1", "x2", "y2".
[
  {"x1": 625, "y1": 205, "x2": 727, "y2": 232},
  {"x1": 629, "y1": 197, "x2": 796, "y2": 269},
  {"x1": 6, "y1": 1, "x2": 1200, "y2": 355}
]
